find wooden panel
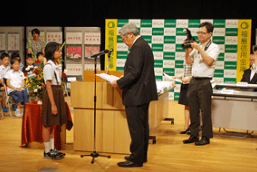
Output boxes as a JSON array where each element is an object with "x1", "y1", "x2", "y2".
[
  {"x1": 149, "y1": 100, "x2": 164, "y2": 131},
  {"x1": 76, "y1": 109, "x2": 130, "y2": 154},
  {"x1": 83, "y1": 70, "x2": 106, "y2": 82},
  {"x1": 95, "y1": 82, "x2": 103, "y2": 109},
  {"x1": 113, "y1": 86, "x2": 125, "y2": 110},
  {"x1": 102, "y1": 110, "x2": 115, "y2": 152},
  {"x1": 96, "y1": 110, "x2": 130, "y2": 154},
  {"x1": 113, "y1": 111, "x2": 130, "y2": 154},
  {"x1": 71, "y1": 81, "x2": 94, "y2": 108},
  {"x1": 95, "y1": 109, "x2": 103, "y2": 151},
  {"x1": 101, "y1": 83, "x2": 115, "y2": 109},
  {"x1": 71, "y1": 81, "x2": 125, "y2": 110},
  {"x1": 73, "y1": 109, "x2": 94, "y2": 151}
]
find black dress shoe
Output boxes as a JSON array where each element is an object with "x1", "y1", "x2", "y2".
[
  {"x1": 117, "y1": 160, "x2": 143, "y2": 167},
  {"x1": 124, "y1": 156, "x2": 130, "y2": 161},
  {"x1": 125, "y1": 156, "x2": 147, "y2": 163},
  {"x1": 180, "y1": 128, "x2": 189, "y2": 134},
  {"x1": 195, "y1": 136, "x2": 210, "y2": 146},
  {"x1": 183, "y1": 135, "x2": 199, "y2": 144}
]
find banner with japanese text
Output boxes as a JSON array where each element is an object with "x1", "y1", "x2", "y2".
[
  {"x1": 105, "y1": 19, "x2": 117, "y2": 71},
  {"x1": 236, "y1": 19, "x2": 252, "y2": 82}
]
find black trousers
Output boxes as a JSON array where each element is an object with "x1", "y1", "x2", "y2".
[
  {"x1": 187, "y1": 78, "x2": 213, "y2": 139},
  {"x1": 125, "y1": 104, "x2": 149, "y2": 165}
]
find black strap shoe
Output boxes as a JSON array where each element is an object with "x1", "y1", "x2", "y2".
[{"x1": 180, "y1": 128, "x2": 190, "y2": 134}]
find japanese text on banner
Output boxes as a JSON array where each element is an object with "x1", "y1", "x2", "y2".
[
  {"x1": 236, "y1": 19, "x2": 251, "y2": 82},
  {"x1": 105, "y1": 19, "x2": 117, "y2": 71}
]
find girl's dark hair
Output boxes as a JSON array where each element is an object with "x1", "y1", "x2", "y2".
[
  {"x1": 31, "y1": 28, "x2": 40, "y2": 36},
  {"x1": 10, "y1": 57, "x2": 20, "y2": 67},
  {"x1": 45, "y1": 42, "x2": 61, "y2": 61}
]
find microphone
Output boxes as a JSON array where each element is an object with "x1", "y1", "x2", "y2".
[
  {"x1": 106, "y1": 49, "x2": 113, "y2": 75},
  {"x1": 108, "y1": 48, "x2": 113, "y2": 57},
  {"x1": 90, "y1": 49, "x2": 109, "y2": 58}
]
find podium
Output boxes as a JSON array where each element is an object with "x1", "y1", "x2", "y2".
[
  {"x1": 71, "y1": 71, "x2": 172, "y2": 153},
  {"x1": 71, "y1": 71, "x2": 130, "y2": 154}
]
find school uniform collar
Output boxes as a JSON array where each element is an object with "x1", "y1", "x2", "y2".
[
  {"x1": 11, "y1": 69, "x2": 21, "y2": 73},
  {"x1": 1, "y1": 65, "x2": 10, "y2": 69},
  {"x1": 46, "y1": 60, "x2": 58, "y2": 69}
]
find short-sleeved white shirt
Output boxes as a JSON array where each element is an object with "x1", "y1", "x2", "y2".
[
  {"x1": 4, "y1": 69, "x2": 25, "y2": 94},
  {"x1": 0, "y1": 65, "x2": 10, "y2": 80},
  {"x1": 189, "y1": 42, "x2": 220, "y2": 78},
  {"x1": 43, "y1": 60, "x2": 61, "y2": 85}
]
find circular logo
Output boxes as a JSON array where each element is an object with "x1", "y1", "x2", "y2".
[
  {"x1": 108, "y1": 22, "x2": 115, "y2": 28},
  {"x1": 240, "y1": 22, "x2": 249, "y2": 29}
]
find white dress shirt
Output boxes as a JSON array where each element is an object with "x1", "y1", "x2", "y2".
[
  {"x1": 4, "y1": 69, "x2": 25, "y2": 94},
  {"x1": 43, "y1": 60, "x2": 61, "y2": 85},
  {"x1": 189, "y1": 42, "x2": 220, "y2": 78},
  {"x1": 250, "y1": 67, "x2": 257, "y2": 81},
  {"x1": 0, "y1": 65, "x2": 10, "y2": 80}
]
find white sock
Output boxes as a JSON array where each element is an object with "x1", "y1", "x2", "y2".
[
  {"x1": 44, "y1": 142, "x2": 51, "y2": 153},
  {"x1": 50, "y1": 138, "x2": 55, "y2": 150}
]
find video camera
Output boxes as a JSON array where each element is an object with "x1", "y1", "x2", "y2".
[{"x1": 181, "y1": 28, "x2": 196, "y2": 49}]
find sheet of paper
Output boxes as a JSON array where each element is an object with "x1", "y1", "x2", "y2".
[
  {"x1": 156, "y1": 81, "x2": 175, "y2": 94},
  {"x1": 163, "y1": 73, "x2": 182, "y2": 83},
  {"x1": 96, "y1": 73, "x2": 120, "y2": 82}
]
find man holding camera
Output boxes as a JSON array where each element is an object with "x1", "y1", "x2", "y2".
[{"x1": 183, "y1": 22, "x2": 220, "y2": 145}]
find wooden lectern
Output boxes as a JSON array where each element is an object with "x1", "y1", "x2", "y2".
[
  {"x1": 71, "y1": 70, "x2": 171, "y2": 153},
  {"x1": 71, "y1": 71, "x2": 130, "y2": 154}
]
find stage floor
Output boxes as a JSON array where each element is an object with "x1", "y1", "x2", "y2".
[{"x1": 1, "y1": 108, "x2": 257, "y2": 172}]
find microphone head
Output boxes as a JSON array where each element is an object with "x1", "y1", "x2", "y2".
[{"x1": 104, "y1": 49, "x2": 109, "y2": 53}]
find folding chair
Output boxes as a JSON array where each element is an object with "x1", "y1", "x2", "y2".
[{"x1": 0, "y1": 95, "x2": 4, "y2": 120}]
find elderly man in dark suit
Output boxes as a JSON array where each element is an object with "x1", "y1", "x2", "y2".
[
  {"x1": 241, "y1": 54, "x2": 257, "y2": 84},
  {"x1": 110, "y1": 23, "x2": 158, "y2": 167}
]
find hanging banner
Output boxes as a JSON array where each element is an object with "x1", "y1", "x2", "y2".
[
  {"x1": 236, "y1": 19, "x2": 251, "y2": 82},
  {"x1": 105, "y1": 19, "x2": 117, "y2": 71}
]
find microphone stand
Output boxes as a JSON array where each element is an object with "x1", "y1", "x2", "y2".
[{"x1": 80, "y1": 54, "x2": 111, "y2": 164}]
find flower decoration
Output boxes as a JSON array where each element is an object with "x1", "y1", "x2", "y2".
[{"x1": 25, "y1": 61, "x2": 45, "y2": 98}]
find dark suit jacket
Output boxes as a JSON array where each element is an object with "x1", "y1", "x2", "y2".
[
  {"x1": 241, "y1": 68, "x2": 257, "y2": 84},
  {"x1": 117, "y1": 37, "x2": 158, "y2": 106}
]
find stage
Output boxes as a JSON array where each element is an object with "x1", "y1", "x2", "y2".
[{"x1": 0, "y1": 101, "x2": 257, "y2": 172}]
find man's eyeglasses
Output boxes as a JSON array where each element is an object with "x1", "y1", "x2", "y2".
[
  {"x1": 197, "y1": 31, "x2": 209, "y2": 35},
  {"x1": 121, "y1": 35, "x2": 127, "y2": 40}
]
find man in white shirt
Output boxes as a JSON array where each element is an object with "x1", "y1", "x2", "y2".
[{"x1": 183, "y1": 22, "x2": 220, "y2": 146}]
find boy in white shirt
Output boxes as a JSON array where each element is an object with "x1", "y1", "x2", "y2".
[
  {"x1": 0, "y1": 53, "x2": 11, "y2": 112},
  {"x1": 5, "y1": 58, "x2": 28, "y2": 117}
]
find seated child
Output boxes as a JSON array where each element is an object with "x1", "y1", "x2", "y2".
[
  {"x1": 0, "y1": 53, "x2": 11, "y2": 112},
  {"x1": 5, "y1": 57, "x2": 28, "y2": 117},
  {"x1": 22, "y1": 54, "x2": 35, "y2": 74},
  {"x1": 37, "y1": 52, "x2": 47, "y2": 64},
  {"x1": 11, "y1": 53, "x2": 24, "y2": 71}
]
